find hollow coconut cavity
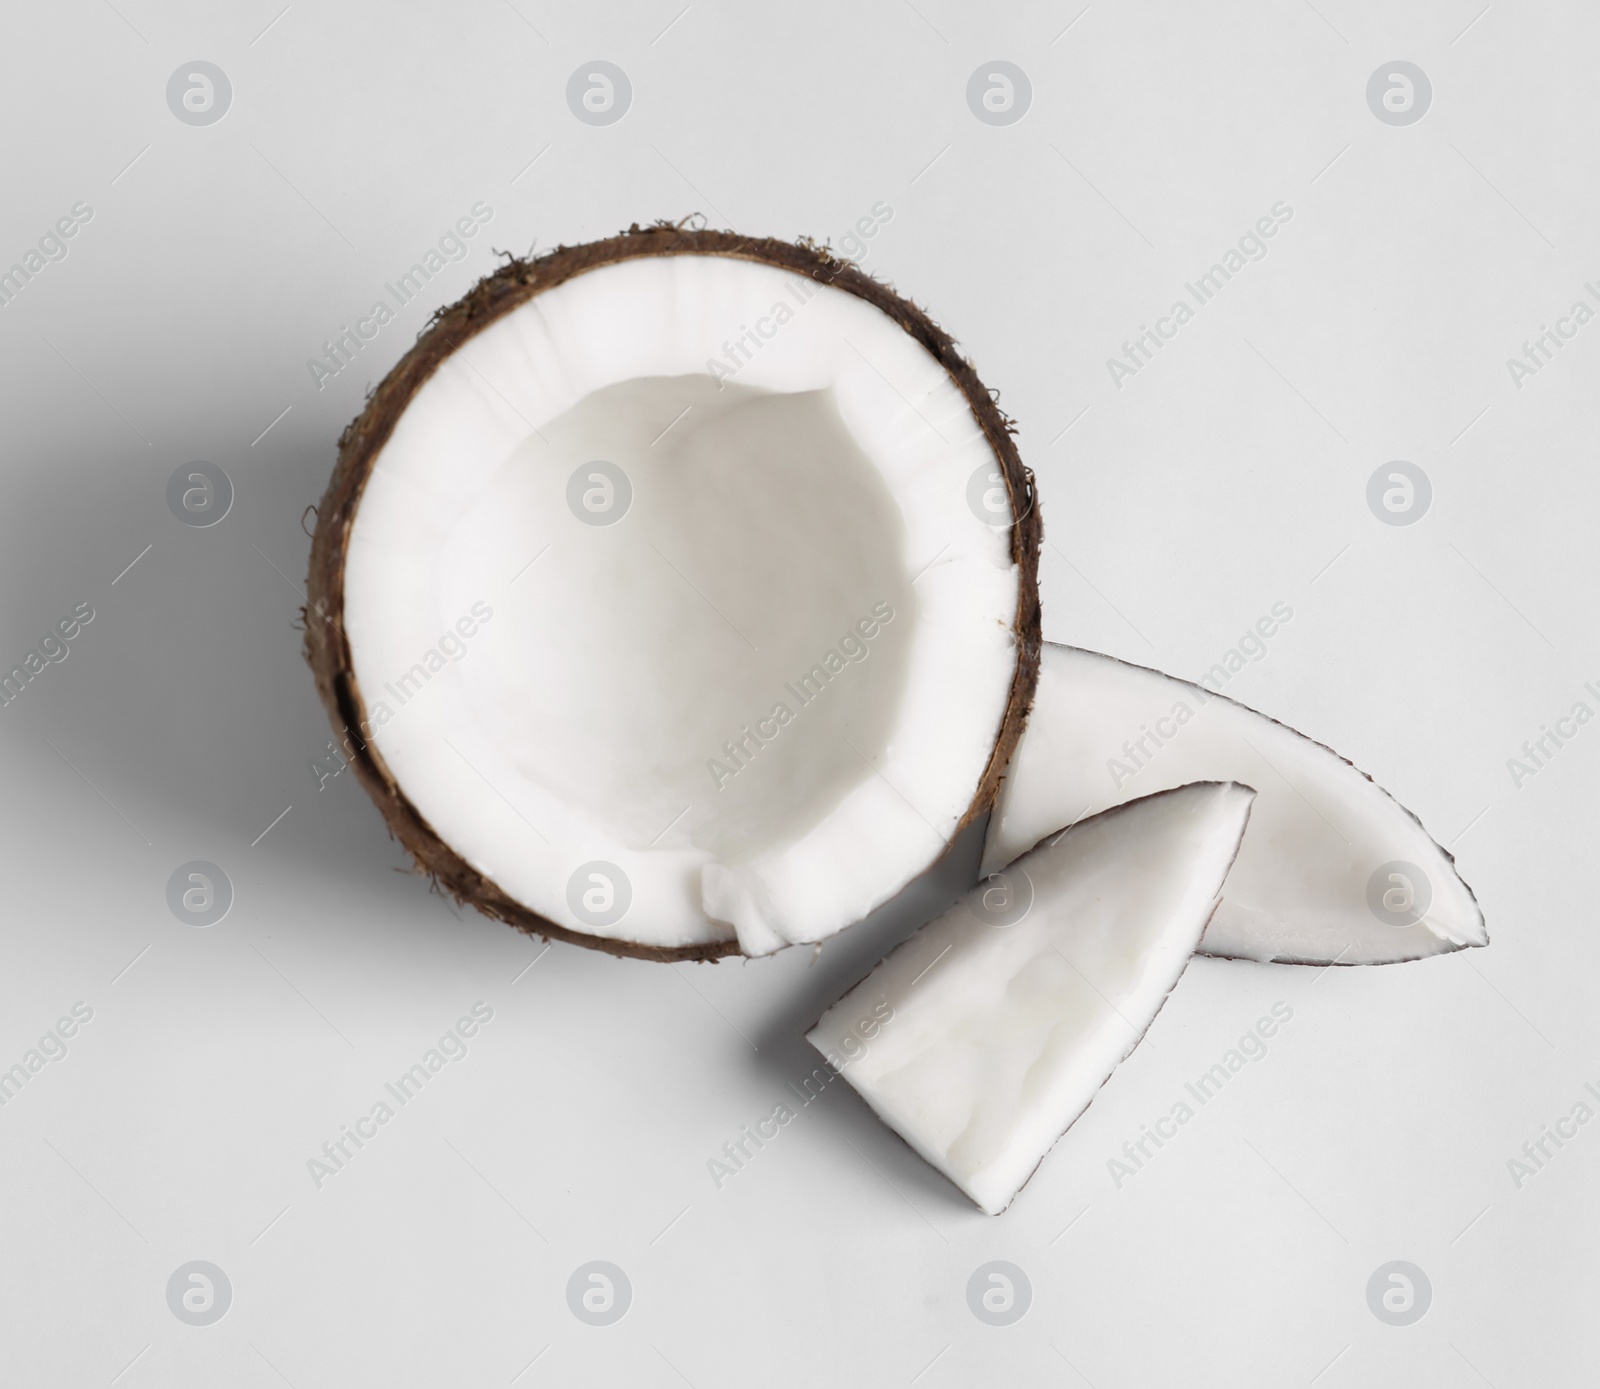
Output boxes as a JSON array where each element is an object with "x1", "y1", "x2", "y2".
[{"x1": 305, "y1": 226, "x2": 1041, "y2": 961}]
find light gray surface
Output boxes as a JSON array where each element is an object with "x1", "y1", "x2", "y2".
[{"x1": 0, "y1": 2, "x2": 1592, "y2": 1384}]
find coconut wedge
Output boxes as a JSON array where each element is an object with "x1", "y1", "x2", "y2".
[
  {"x1": 306, "y1": 228, "x2": 1041, "y2": 960},
  {"x1": 984, "y1": 644, "x2": 1486, "y2": 965},
  {"x1": 810, "y1": 782, "x2": 1255, "y2": 1215}
]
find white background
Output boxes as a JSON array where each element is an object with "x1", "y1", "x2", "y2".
[{"x1": 0, "y1": 1, "x2": 1592, "y2": 1384}]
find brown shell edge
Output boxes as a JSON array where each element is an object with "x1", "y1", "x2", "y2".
[{"x1": 303, "y1": 222, "x2": 1044, "y2": 963}]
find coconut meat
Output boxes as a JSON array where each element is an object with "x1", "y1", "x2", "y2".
[
  {"x1": 341, "y1": 254, "x2": 1019, "y2": 954},
  {"x1": 984, "y1": 644, "x2": 1486, "y2": 965},
  {"x1": 809, "y1": 782, "x2": 1254, "y2": 1215}
]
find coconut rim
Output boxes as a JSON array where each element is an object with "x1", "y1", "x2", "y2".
[{"x1": 303, "y1": 221, "x2": 1044, "y2": 962}]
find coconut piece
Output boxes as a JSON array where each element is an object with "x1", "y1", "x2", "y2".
[
  {"x1": 305, "y1": 227, "x2": 1041, "y2": 961},
  {"x1": 809, "y1": 782, "x2": 1254, "y2": 1215},
  {"x1": 983, "y1": 644, "x2": 1486, "y2": 965}
]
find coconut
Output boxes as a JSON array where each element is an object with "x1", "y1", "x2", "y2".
[
  {"x1": 304, "y1": 224, "x2": 1041, "y2": 961},
  {"x1": 808, "y1": 782, "x2": 1256, "y2": 1214},
  {"x1": 983, "y1": 644, "x2": 1487, "y2": 965}
]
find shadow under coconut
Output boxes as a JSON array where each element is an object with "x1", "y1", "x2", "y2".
[
  {"x1": 0, "y1": 395, "x2": 471, "y2": 956},
  {"x1": 0, "y1": 418, "x2": 349, "y2": 856}
]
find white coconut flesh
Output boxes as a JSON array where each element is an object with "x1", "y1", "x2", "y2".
[
  {"x1": 809, "y1": 782, "x2": 1254, "y2": 1215},
  {"x1": 984, "y1": 644, "x2": 1487, "y2": 965},
  {"x1": 341, "y1": 254, "x2": 1020, "y2": 955}
]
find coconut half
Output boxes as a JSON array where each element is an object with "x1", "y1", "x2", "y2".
[
  {"x1": 983, "y1": 644, "x2": 1486, "y2": 965},
  {"x1": 305, "y1": 227, "x2": 1041, "y2": 960},
  {"x1": 809, "y1": 782, "x2": 1255, "y2": 1215}
]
